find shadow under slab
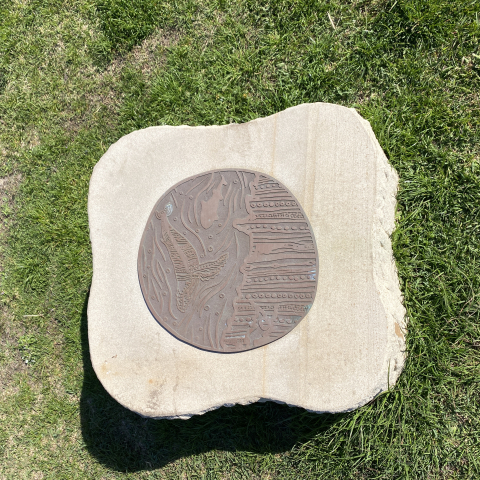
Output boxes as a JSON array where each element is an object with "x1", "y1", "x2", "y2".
[{"x1": 79, "y1": 290, "x2": 345, "y2": 472}]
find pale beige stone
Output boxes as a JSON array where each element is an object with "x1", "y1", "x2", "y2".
[{"x1": 88, "y1": 102, "x2": 406, "y2": 419}]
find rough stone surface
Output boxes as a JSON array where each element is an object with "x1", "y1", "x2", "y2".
[{"x1": 88, "y1": 102, "x2": 406, "y2": 419}]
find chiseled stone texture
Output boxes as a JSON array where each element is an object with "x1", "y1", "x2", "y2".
[{"x1": 88, "y1": 102, "x2": 406, "y2": 419}]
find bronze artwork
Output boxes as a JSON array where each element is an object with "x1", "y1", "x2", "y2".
[{"x1": 138, "y1": 169, "x2": 318, "y2": 353}]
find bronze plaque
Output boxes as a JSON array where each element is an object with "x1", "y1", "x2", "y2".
[{"x1": 138, "y1": 169, "x2": 318, "y2": 353}]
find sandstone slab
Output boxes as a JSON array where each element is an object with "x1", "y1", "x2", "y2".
[{"x1": 88, "y1": 102, "x2": 406, "y2": 419}]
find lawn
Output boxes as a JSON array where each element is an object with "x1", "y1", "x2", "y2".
[{"x1": 0, "y1": 0, "x2": 479, "y2": 478}]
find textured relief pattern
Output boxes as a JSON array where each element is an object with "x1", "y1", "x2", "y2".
[{"x1": 138, "y1": 169, "x2": 318, "y2": 352}]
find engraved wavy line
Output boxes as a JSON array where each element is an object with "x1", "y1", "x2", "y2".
[
  {"x1": 252, "y1": 233, "x2": 312, "y2": 238},
  {"x1": 153, "y1": 228, "x2": 167, "y2": 262},
  {"x1": 186, "y1": 177, "x2": 209, "y2": 224},
  {"x1": 194, "y1": 172, "x2": 214, "y2": 225},
  {"x1": 150, "y1": 236, "x2": 159, "y2": 301},
  {"x1": 257, "y1": 249, "x2": 312, "y2": 256},
  {"x1": 207, "y1": 174, "x2": 221, "y2": 195},
  {"x1": 155, "y1": 260, "x2": 165, "y2": 284},
  {"x1": 237, "y1": 171, "x2": 244, "y2": 209},
  {"x1": 242, "y1": 283, "x2": 315, "y2": 292},
  {"x1": 223, "y1": 182, "x2": 232, "y2": 207},
  {"x1": 196, "y1": 280, "x2": 212, "y2": 303},
  {"x1": 177, "y1": 308, "x2": 194, "y2": 334},
  {"x1": 143, "y1": 245, "x2": 147, "y2": 269},
  {"x1": 254, "y1": 200, "x2": 294, "y2": 205},
  {"x1": 216, "y1": 188, "x2": 234, "y2": 235},
  {"x1": 234, "y1": 231, "x2": 240, "y2": 259},
  {"x1": 250, "y1": 209, "x2": 301, "y2": 215},
  {"x1": 254, "y1": 187, "x2": 289, "y2": 193},
  {"x1": 207, "y1": 314, "x2": 214, "y2": 349},
  {"x1": 193, "y1": 284, "x2": 218, "y2": 314},
  {"x1": 185, "y1": 176, "x2": 209, "y2": 196},
  {"x1": 245, "y1": 268, "x2": 315, "y2": 276},
  {"x1": 247, "y1": 261, "x2": 315, "y2": 270},
  {"x1": 148, "y1": 268, "x2": 163, "y2": 315},
  {"x1": 187, "y1": 203, "x2": 194, "y2": 224},
  {"x1": 241, "y1": 171, "x2": 248, "y2": 190},
  {"x1": 221, "y1": 236, "x2": 234, "y2": 256},
  {"x1": 256, "y1": 246, "x2": 313, "y2": 253},
  {"x1": 180, "y1": 199, "x2": 206, "y2": 255},
  {"x1": 245, "y1": 267, "x2": 314, "y2": 276},
  {"x1": 253, "y1": 240, "x2": 308, "y2": 246},
  {"x1": 247, "y1": 255, "x2": 315, "y2": 266},
  {"x1": 245, "y1": 275, "x2": 314, "y2": 282},
  {"x1": 151, "y1": 268, "x2": 162, "y2": 291},
  {"x1": 178, "y1": 309, "x2": 195, "y2": 338},
  {"x1": 240, "y1": 299, "x2": 312, "y2": 304},
  {"x1": 142, "y1": 246, "x2": 149, "y2": 298},
  {"x1": 151, "y1": 272, "x2": 163, "y2": 314},
  {"x1": 171, "y1": 192, "x2": 178, "y2": 208},
  {"x1": 203, "y1": 172, "x2": 216, "y2": 193},
  {"x1": 157, "y1": 291, "x2": 164, "y2": 315},
  {"x1": 233, "y1": 188, "x2": 240, "y2": 213},
  {"x1": 215, "y1": 300, "x2": 228, "y2": 349},
  {"x1": 252, "y1": 242, "x2": 312, "y2": 248},
  {"x1": 254, "y1": 194, "x2": 291, "y2": 200},
  {"x1": 214, "y1": 232, "x2": 230, "y2": 254},
  {"x1": 157, "y1": 260, "x2": 178, "y2": 321},
  {"x1": 242, "y1": 283, "x2": 315, "y2": 290}
]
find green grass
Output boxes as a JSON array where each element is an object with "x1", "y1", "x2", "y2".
[{"x1": 0, "y1": 0, "x2": 479, "y2": 478}]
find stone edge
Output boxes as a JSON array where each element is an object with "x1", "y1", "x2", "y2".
[
  {"x1": 89, "y1": 103, "x2": 407, "y2": 420},
  {"x1": 357, "y1": 110, "x2": 406, "y2": 391}
]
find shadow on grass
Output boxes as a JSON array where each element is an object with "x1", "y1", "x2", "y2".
[{"x1": 80, "y1": 291, "x2": 343, "y2": 472}]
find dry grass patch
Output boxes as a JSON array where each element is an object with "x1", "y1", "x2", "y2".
[
  {"x1": 0, "y1": 174, "x2": 24, "y2": 398},
  {"x1": 82, "y1": 27, "x2": 181, "y2": 132}
]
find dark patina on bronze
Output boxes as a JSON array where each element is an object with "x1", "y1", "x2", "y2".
[{"x1": 138, "y1": 169, "x2": 319, "y2": 353}]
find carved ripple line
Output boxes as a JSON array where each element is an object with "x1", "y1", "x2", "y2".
[
  {"x1": 234, "y1": 231, "x2": 239, "y2": 259},
  {"x1": 223, "y1": 182, "x2": 233, "y2": 207},
  {"x1": 141, "y1": 246, "x2": 149, "y2": 298},
  {"x1": 180, "y1": 199, "x2": 206, "y2": 255},
  {"x1": 237, "y1": 171, "x2": 245, "y2": 206},
  {"x1": 185, "y1": 176, "x2": 208, "y2": 196},
  {"x1": 216, "y1": 189, "x2": 234, "y2": 236},
  {"x1": 154, "y1": 260, "x2": 165, "y2": 285},
  {"x1": 153, "y1": 228, "x2": 167, "y2": 262},
  {"x1": 150, "y1": 273, "x2": 163, "y2": 314},
  {"x1": 171, "y1": 192, "x2": 178, "y2": 208},
  {"x1": 194, "y1": 172, "x2": 214, "y2": 225},
  {"x1": 241, "y1": 171, "x2": 248, "y2": 190},
  {"x1": 207, "y1": 174, "x2": 221, "y2": 195},
  {"x1": 207, "y1": 314, "x2": 214, "y2": 349},
  {"x1": 214, "y1": 232, "x2": 230, "y2": 255},
  {"x1": 215, "y1": 300, "x2": 228, "y2": 349},
  {"x1": 233, "y1": 188, "x2": 240, "y2": 213},
  {"x1": 157, "y1": 260, "x2": 178, "y2": 321}
]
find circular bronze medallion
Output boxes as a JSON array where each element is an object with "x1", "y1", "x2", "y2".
[{"x1": 138, "y1": 169, "x2": 318, "y2": 352}]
